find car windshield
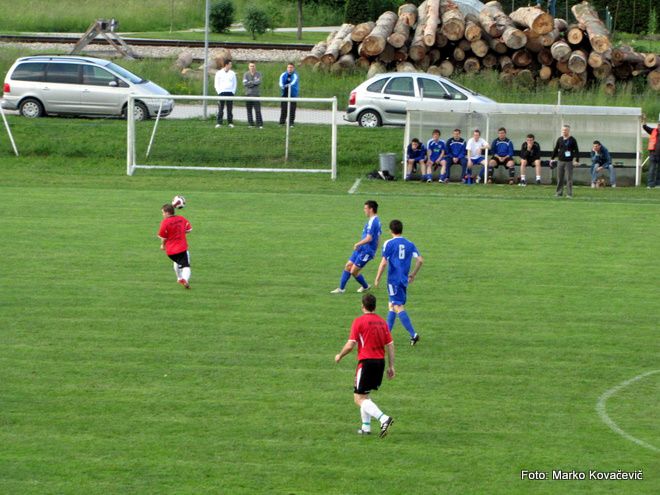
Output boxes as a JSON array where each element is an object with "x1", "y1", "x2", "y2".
[{"x1": 105, "y1": 62, "x2": 145, "y2": 84}]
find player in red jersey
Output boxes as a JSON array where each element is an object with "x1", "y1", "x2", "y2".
[
  {"x1": 335, "y1": 294, "x2": 395, "y2": 438},
  {"x1": 158, "y1": 203, "x2": 192, "y2": 289}
]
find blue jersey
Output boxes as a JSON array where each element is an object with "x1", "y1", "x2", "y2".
[
  {"x1": 491, "y1": 137, "x2": 514, "y2": 158},
  {"x1": 426, "y1": 138, "x2": 446, "y2": 162},
  {"x1": 407, "y1": 143, "x2": 426, "y2": 162},
  {"x1": 446, "y1": 137, "x2": 466, "y2": 159},
  {"x1": 382, "y1": 236, "x2": 420, "y2": 288},
  {"x1": 361, "y1": 215, "x2": 381, "y2": 253}
]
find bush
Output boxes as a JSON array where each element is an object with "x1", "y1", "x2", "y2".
[
  {"x1": 244, "y1": 6, "x2": 271, "y2": 40},
  {"x1": 210, "y1": 0, "x2": 235, "y2": 33},
  {"x1": 345, "y1": 0, "x2": 372, "y2": 24}
]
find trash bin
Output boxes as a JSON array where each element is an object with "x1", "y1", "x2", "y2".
[{"x1": 379, "y1": 153, "x2": 397, "y2": 176}]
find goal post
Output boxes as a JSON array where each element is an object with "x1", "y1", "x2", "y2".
[
  {"x1": 0, "y1": 104, "x2": 19, "y2": 156},
  {"x1": 126, "y1": 94, "x2": 338, "y2": 179}
]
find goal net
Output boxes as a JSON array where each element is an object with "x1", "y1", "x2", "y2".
[{"x1": 126, "y1": 94, "x2": 338, "y2": 179}]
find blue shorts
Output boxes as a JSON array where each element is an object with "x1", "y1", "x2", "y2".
[
  {"x1": 387, "y1": 283, "x2": 407, "y2": 306},
  {"x1": 349, "y1": 249, "x2": 374, "y2": 268},
  {"x1": 469, "y1": 156, "x2": 485, "y2": 165},
  {"x1": 429, "y1": 153, "x2": 442, "y2": 163}
]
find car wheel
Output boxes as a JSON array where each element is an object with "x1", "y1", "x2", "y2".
[
  {"x1": 19, "y1": 98, "x2": 44, "y2": 118},
  {"x1": 357, "y1": 110, "x2": 382, "y2": 128},
  {"x1": 122, "y1": 101, "x2": 149, "y2": 121}
]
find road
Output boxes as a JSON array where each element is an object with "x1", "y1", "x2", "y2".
[{"x1": 170, "y1": 103, "x2": 351, "y2": 125}]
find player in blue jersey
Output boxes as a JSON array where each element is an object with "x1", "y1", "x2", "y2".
[
  {"x1": 441, "y1": 128, "x2": 468, "y2": 183},
  {"x1": 331, "y1": 200, "x2": 382, "y2": 294},
  {"x1": 485, "y1": 127, "x2": 516, "y2": 184},
  {"x1": 373, "y1": 219, "x2": 424, "y2": 345},
  {"x1": 406, "y1": 138, "x2": 426, "y2": 181},
  {"x1": 424, "y1": 129, "x2": 446, "y2": 183}
]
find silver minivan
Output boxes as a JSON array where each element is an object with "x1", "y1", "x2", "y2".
[
  {"x1": 344, "y1": 72, "x2": 495, "y2": 127},
  {"x1": 1, "y1": 55, "x2": 173, "y2": 120}
]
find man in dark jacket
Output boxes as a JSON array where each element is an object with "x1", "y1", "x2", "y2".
[
  {"x1": 642, "y1": 115, "x2": 660, "y2": 189},
  {"x1": 590, "y1": 140, "x2": 616, "y2": 188},
  {"x1": 551, "y1": 125, "x2": 579, "y2": 198}
]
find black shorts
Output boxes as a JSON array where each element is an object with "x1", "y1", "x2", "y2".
[
  {"x1": 354, "y1": 359, "x2": 385, "y2": 394},
  {"x1": 491, "y1": 156, "x2": 512, "y2": 167},
  {"x1": 168, "y1": 251, "x2": 190, "y2": 268},
  {"x1": 521, "y1": 154, "x2": 541, "y2": 163}
]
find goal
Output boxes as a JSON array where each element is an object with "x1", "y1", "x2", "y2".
[{"x1": 126, "y1": 94, "x2": 338, "y2": 179}]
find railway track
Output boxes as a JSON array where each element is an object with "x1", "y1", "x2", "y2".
[{"x1": 0, "y1": 34, "x2": 314, "y2": 51}]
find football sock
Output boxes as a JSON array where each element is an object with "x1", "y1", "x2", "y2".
[
  {"x1": 398, "y1": 311, "x2": 416, "y2": 338},
  {"x1": 354, "y1": 274, "x2": 369, "y2": 289},
  {"x1": 173, "y1": 262, "x2": 182, "y2": 280},
  {"x1": 361, "y1": 399, "x2": 386, "y2": 425},
  {"x1": 387, "y1": 311, "x2": 396, "y2": 331},
  {"x1": 181, "y1": 267, "x2": 191, "y2": 282},
  {"x1": 339, "y1": 270, "x2": 351, "y2": 290},
  {"x1": 536, "y1": 175, "x2": 541, "y2": 181},
  {"x1": 360, "y1": 408, "x2": 371, "y2": 432}
]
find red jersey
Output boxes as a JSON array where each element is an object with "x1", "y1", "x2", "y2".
[
  {"x1": 158, "y1": 215, "x2": 192, "y2": 255},
  {"x1": 349, "y1": 313, "x2": 393, "y2": 361}
]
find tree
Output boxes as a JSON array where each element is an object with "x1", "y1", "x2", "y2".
[
  {"x1": 244, "y1": 6, "x2": 272, "y2": 40},
  {"x1": 210, "y1": 0, "x2": 234, "y2": 34}
]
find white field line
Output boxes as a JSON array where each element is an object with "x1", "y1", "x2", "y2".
[
  {"x1": 596, "y1": 369, "x2": 660, "y2": 453},
  {"x1": 348, "y1": 178, "x2": 362, "y2": 194}
]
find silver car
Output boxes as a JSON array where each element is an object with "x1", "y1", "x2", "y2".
[
  {"x1": 344, "y1": 72, "x2": 495, "y2": 127},
  {"x1": 1, "y1": 55, "x2": 173, "y2": 120}
]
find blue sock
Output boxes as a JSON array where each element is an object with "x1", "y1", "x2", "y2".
[
  {"x1": 339, "y1": 270, "x2": 351, "y2": 290},
  {"x1": 354, "y1": 274, "x2": 368, "y2": 288},
  {"x1": 398, "y1": 311, "x2": 416, "y2": 338},
  {"x1": 387, "y1": 311, "x2": 396, "y2": 331}
]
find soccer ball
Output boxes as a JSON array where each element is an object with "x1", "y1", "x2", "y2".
[{"x1": 172, "y1": 195, "x2": 186, "y2": 209}]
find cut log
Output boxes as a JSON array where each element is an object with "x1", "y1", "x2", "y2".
[
  {"x1": 550, "y1": 39, "x2": 571, "y2": 62},
  {"x1": 394, "y1": 47, "x2": 409, "y2": 62},
  {"x1": 568, "y1": 50, "x2": 588, "y2": 74},
  {"x1": 483, "y1": 52, "x2": 498, "y2": 68},
  {"x1": 560, "y1": 71, "x2": 587, "y2": 90},
  {"x1": 510, "y1": 6, "x2": 554, "y2": 35},
  {"x1": 464, "y1": 56, "x2": 481, "y2": 74},
  {"x1": 175, "y1": 51, "x2": 193, "y2": 70},
  {"x1": 512, "y1": 49, "x2": 533, "y2": 67},
  {"x1": 410, "y1": 1, "x2": 429, "y2": 62},
  {"x1": 501, "y1": 25, "x2": 527, "y2": 50},
  {"x1": 351, "y1": 22, "x2": 375, "y2": 42},
  {"x1": 428, "y1": 48, "x2": 441, "y2": 64},
  {"x1": 331, "y1": 54, "x2": 355, "y2": 74},
  {"x1": 321, "y1": 23, "x2": 353, "y2": 65},
  {"x1": 301, "y1": 42, "x2": 327, "y2": 65},
  {"x1": 587, "y1": 50, "x2": 610, "y2": 68},
  {"x1": 362, "y1": 12, "x2": 398, "y2": 56},
  {"x1": 539, "y1": 28, "x2": 559, "y2": 47},
  {"x1": 427, "y1": 65, "x2": 442, "y2": 76},
  {"x1": 524, "y1": 29, "x2": 544, "y2": 53},
  {"x1": 418, "y1": 54, "x2": 432, "y2": 71},
  {"x1": 556, "y1": 60, "x2": 570, "y2": 74},
  {"x1": 498, "y1": 55, "x2": 513, "y2": 72},
  {"x1": 398, "y1": 3, "x2": 418, "y2": 26},
  {"x1": 367, "y1": 61, "x2": 387, "y2": 79},
  {"x1": 484, "y1": 33, "x2": 507, "y2": 54},
  {"x1": 464, "y1": 19, "x2": 482, "y2": 42},
  {"x1": 458, "y1": 39, "x2": 471, "y2": 52},
  {"x1": 339, "y1": 30, "x2": 355, "y2": 55},
  {"x1": 470, "y1": 39, "x2": 488, "y2": 57},
  {"x1": 602, "y1": 75, "x2": 616, "y2": 95},
  {"x1": 478, "y1": 1, "x2": 505, "y2": 37},
  {"x1": 648, "y1": 69, "x2": 660, "y2": 91},
  {"x1": 435, "y1": 32, "x2": 449, "y2": 48},
  {"x1": 592, "y1": 61, "x2": 612, "y2": 79},
  {"x1": 612, "y1": 63, "x2": 632, "y2": 80},
  {"x1": 356, "y1": 56, "x2": 371, "y2": 70},
  {"x1": 379, "y1": 43, "x2": 396, "y2": 64},
  {"x1": 500, "y1": 70, "x2": 516, "y2": 84},
  {"x1": 571, "y1": 1, "x2": 612, "y2": 54},
  {"x1": 438, "y1": 59, "x2": 454, "y2": 76},
  {"x1": 644, "y1": 53, "x2": 659, "y2": 69},
  {"x1": 388, "y1": 17, "x2": 412, "y2": 48},
  {"x1": 396, "y1": 61, "x2": 417, "y2": 72},
  {"x1": 453, "y1": 46, "x2": 466, "y2": 62},
  {"x1": 424, "y1": 0, "x2": 441, "y2": 46},
  {"x1": 539, "y1": 65, "x2": 553, "y2": 80},
  {"x1": 612, "y1": 46, "x2": 646, "y2": 66},
  {"x1": 538, "y1": 48, "x2": 553, "y2": 66},
  {"x1": 566, "y1": 25, "x2": 584, "y2": 46},
  {"x1": 554, "y1": 18, "x2": 568, "y2": 32},
  {"x1": 480, "y1": 1, "x2": 526, "y2": 49},
  {"x1": 440, "y1": 0, "x2": 466, "y2": 41},
  {"x1": 516, "y1": 69, "x2": 535, "y2": 88}
]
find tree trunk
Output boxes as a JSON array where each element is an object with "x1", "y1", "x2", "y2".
[
  {"x1": 566, "y1": 25, "x2": 584, "y2": 46},
  {"x1": 470, "y1": 39, "x2": 488, "y2": 57},
  {"x1": 612, "y1": 46, "x2": 646, "y2": 66},
  {"x1": 297, "y1": 0, "x2": 303, "y2": 41},
  {"x1": 301, "y1": 41, "x2": 327, "y2": 65},
  {"x1": 512, "y1": 49, "x2": 533, "y2": 67},
  {"x1": 571, "y1": 1, "x2": 612, "y2": 54},
  {"x1": 424, "y1": 0, "x2": 441, "y2": 46},
  {"x1": 398, "y1": 3, "x2": 418, "y2": 26},
  {"x1": 554, "y1": 18, "x2": 568, "y2": 32},
  {"x1": 339, "y1": 29, "x2": 355, "y2": 55},
  {"x1": 439, "y1": 59, "x2": 454, "y2": 76},
  {"x1": 483, "y1": 32, "x2": 507, "y2": 54},
  {"x1": 367, "y1": 61, "x2": 387, "y2": 79},
  {"x1": 464, "y1": 56, "x2": 481, "y2": 73},
  {"x1": 478, "y1": 1, "x2": 505, "y2": 37},
  {"x1": 539, "y1": 28, "x2": 560, "y2": 47},
  {"x1": 550, "y1": 40, "x2": 571, "y2": 62},
  {"x1": 464, "y1": 19, "x2": 482, "y2": 42},
  {"x1": 362, "y1": 12, "x2": 399, "y2": 57},
  {"x1": 351, "y1": 22, "x2": 375, "y2": 42},
  {"x1": 568, "y1": 50, "x2": 588, "y2": 74},
  {"x1": 410, "y1": 1, "x2": 429, "y2": 62},
  {"x1": 480, "y1": 1, "x2": 526, "y2": 49},
  {"x1": 648, "y1": 69, "x2": 660, "y2": 91},
  {"x1": 588, "y1": 50, "x2": 610, "y2": 68},
  {"x1": 388, "y1": 17, "x2": 412, "y2": 48},
  {"x1": 440, "y1": 0, "x2": 466, "y2": 41},
  {"x1": 510, "y1": 6, "x2": 554, "y2": 35},
  {"x1": 321, "y1": 24, "x2": 354, "y2": 65},
  {"x1": 502, "y1": 27, "x2": 527, "y2": 50}
]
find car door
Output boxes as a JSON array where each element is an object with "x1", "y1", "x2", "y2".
[
  {"x1": 44, "y1": 63, "x2": 83, "y2": 113},
  {"x1": 381, "y1": 76, "x2": 415, "y2": 124},
  {"x1": 417, "y1": 77, "x2": 472, "y2": 113},
  {"x1": 80, "y1": 65, "x2": 129, "y2": 115}
]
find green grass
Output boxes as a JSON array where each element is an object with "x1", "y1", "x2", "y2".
[{"x1": 1, "y1": 138, "x2": 659, "y2": 493}]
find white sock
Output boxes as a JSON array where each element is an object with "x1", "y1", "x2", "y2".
[
  {"x1": 360, "y1": 408, "x2": 371, "y2": 432},
  {"x1": 536, "y1": 175, "x2": 541, "y2": 181},
  {"x1": 181, "y1": 267, "x2": 191, "y2": 282},
  {"x1": 361, "y1": 399, "x2": 387, "y2": 425},
  {"x1": 173, "y1": 262, "x2": 182, "y2": 280}
]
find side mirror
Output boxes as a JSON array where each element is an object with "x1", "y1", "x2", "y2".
[{"x1": 443, "y1": 94, "x2": 452, "y2": 100}]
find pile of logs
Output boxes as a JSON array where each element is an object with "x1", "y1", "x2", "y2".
[{"x1": 301, "y1": 0, "x2": 660, "y2": 93}]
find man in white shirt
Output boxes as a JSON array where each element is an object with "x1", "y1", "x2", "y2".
[
  {"x1": 214, "y1": 60, "x2": 236, "y2": 128},
  {"x1": 466, "y1": 129, "x2": 490, "y2": 184}
]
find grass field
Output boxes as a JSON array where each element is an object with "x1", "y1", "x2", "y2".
[{"x1": 0, "y1": 114, "x2": 659, "y2": 494}]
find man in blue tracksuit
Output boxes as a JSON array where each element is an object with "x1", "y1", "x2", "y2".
[
  {"x1": 441, "y1": 128, "x2": 467, "y2": 183},
  {"x1": 590, "y1": 140, "x2": 616, "y2": 187},
  {"x1": 486, "y1": 127, "x2": 516, "y2": 184},
  {"x1": 425, "y1": 129, "x2": 446, "y2": 183},
  {"x1": 406, "y1": 138, "x2": 426, "y2": 181},
  {"x1": 279, "y1": 63, "x2": 299, "y2": 126}
]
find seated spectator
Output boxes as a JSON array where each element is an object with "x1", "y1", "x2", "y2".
[
  {"x1": 406, "y1": 138, "x2": 427, "y2": 181},
  {"x1": 466, "y1": 129, "x2": 490, "y2": 184},
  {"x1": 487, "y1": 127, "x2": 516, "y2": 184},
  {"x1": 442, "y1": 128, "x2": 467, "y2": 183},
  {"x1": 590, "y1": 140, "x2": 616, "y2": 188},
  {"x1": 425, "y1": 129, "x2": 446, "y2": 183},
  {"x1": 519, "y1": 134, "x2": 542, "y2": 186}
]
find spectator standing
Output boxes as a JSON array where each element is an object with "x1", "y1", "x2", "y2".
[
  {"x1": 642, "y1": 115, "x2": 660, "y2": 189},
  {"x1": 214, "y1": 60, "x2": 236, "y2": 128},
  {"x1": 243, "y1": 62, "x2": 263, "y2": 128},
  {"x1": 278, "y1": 63, "x2": 299, "y2": 127},
  {"x1": 551, "y1": 124, "x2": 580, "y2": 198},
  {"x1": 590, "y1": 140, "x2": 616, "y2": 188},
  {"x1": 519, "y1": 134, "x2": 542, "y2": 186}
]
